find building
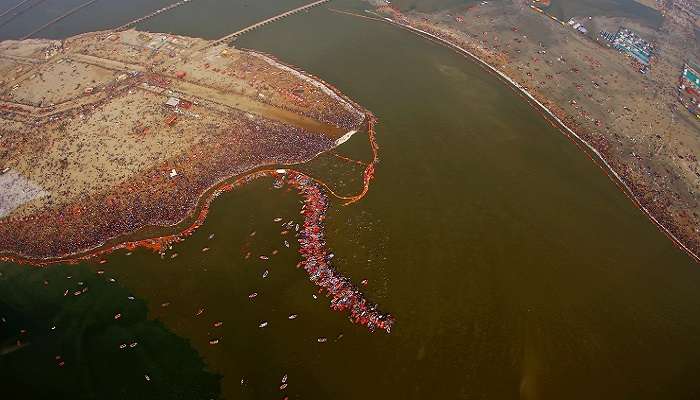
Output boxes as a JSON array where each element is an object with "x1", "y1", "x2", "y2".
[
  {"x1": 599, "y1": 27, "x2": 653, "y2": 66},
  {"x1": 568, "y1": 19, "x2": 589, "y2": 35},
  {"x1": 165, "y1": 97, "x2": 180, "y2": 107},
  {"x1": 678, "y1": 63, "x2": 700, "y2": 118}
]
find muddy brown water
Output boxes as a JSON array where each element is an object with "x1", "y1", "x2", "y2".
[
  {"x1": 1, "y1": 0, "x2": 699, "y2": 399},
  {"x1": 388, "y1": 0, "x2": 662, "y2": 29}
]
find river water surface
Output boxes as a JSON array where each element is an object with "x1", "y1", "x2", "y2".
[{"x1": 1, "y1": 0, "x2": 699, "y2": 399}]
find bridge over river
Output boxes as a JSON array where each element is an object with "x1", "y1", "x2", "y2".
[{"x1": 208, "y1": 0, "x2": 330, "y2": 47}]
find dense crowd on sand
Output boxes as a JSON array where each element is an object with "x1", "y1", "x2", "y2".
[
  {"x1": 245, "y1": 52, "x2": 367, "y2": 132},
  {"x1": 0, "y1": 112, "x2": 336, "y2": 260},
  {"x1": 288, "y1": 172, "x2": 395, "y2": 333},
  {"x1": 0, "y1": 28, "x2": 376, "y2": 261},
  {"x1": 184, "y1": 49, "x2": 366, "y2": 133}
]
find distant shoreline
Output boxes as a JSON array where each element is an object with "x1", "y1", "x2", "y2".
[{"x1": 376, "y1": 14, "x2": 700, "y2": 264}]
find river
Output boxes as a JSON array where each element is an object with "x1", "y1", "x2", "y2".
[{"x1": 1, "y1": 0, "x2": 699, "y2": 399}]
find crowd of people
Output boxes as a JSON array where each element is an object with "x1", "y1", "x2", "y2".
[
  {"x1": 289, "y1": 171, "x2": 395, "y2": 333},
  {"x1": 0, "y1": 102, "x2": 338, "y2": 262},
  {"x1": 225, "y1": 51, "x2": 367, "y2": 133},
  {"x1": 1, "y1": 28, "x2": 372, "y2": 262}
]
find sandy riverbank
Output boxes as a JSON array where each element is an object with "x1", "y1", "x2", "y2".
[
  {"x1": 0, "y1": 29, "x2": 369, "y2": 262},
  {"x1": 369, "y1": 2, "x2": 699, "y2": 263},
  {"x1": 0, "y1": 111, "x2": 376, "y2": 266}
]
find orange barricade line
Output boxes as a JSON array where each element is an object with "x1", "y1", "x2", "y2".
[{"x1": 1, "y1": 113, "x2": 381, "y2": 266}]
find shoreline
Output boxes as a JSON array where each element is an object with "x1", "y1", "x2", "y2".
[
  {"x1": 0, "y1": 41, "x2": 376, "y2": 265},
  {"x1": 4, "y1": 15, "x2": 695, "y2": 265},
  {"x1": 0, "y1": 108, "x2": 377, "y2": 266},
  {"x1": 0, "y1": 155, "x2": 396, "y2": 334},
  {"x1": 374, "y1": 15, "x2": 700, "y2": 264},
  {"x1": 0, "y1": 115, "x2": 370, "y2": 265}
]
